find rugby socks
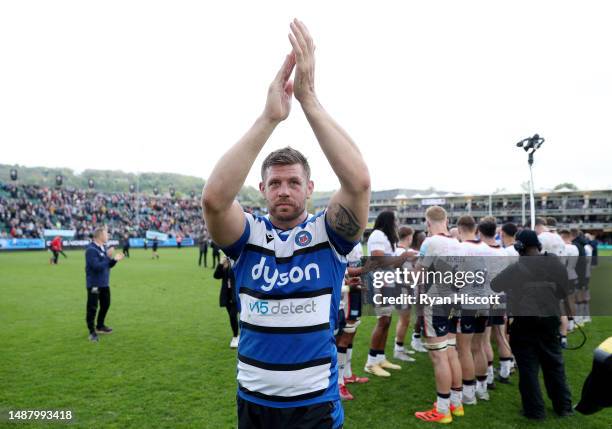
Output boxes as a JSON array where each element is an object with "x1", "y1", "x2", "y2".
[
  {"x1": 394, "y1": 340, "x2": 404, "y2": 353},
  {"x1": 450, "y1": 387, "x2": 463, "y2": 407},
  {"x1": 367, "y1": 349, "x2": 385, "y2": 365},
  {"x1": 486, "y1": 361, "x2": 494, "y2": 384},
  {"x1": 337, "y1": 346, "x2": 347, "y2": 385},
  {"x1": 436, "y1": 392, "x2": 451, "y2": 414},
  {"x1": 367, "y1": 349, "x2": 379, "y2": 366},
  {"x1": 476, "y1": 375, "x2": 488, "y2": 394},
  {"x1": 345, "y1": 344, "x2": 353, "y2": 378},
  {"x1": 500, "y1": 357, "x2": 513, "y2": 378},
  {"x1": 462, "y1": 379, "x2": 476, "y2": 399}
]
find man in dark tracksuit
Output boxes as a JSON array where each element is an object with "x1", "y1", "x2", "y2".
[
  {"x1": 85, "y1": 226, "x2": 124, "y2": 342},
  {"x1": 491, "y1": 230, "x2": 573, "y2": 419},
  {"x1": 198, "y1": 232, "x2": 209, "y2": 267}
]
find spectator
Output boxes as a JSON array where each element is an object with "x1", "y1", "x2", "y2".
[{"x1": 213, "y1": 256, "x2": 239, "y2": 348}]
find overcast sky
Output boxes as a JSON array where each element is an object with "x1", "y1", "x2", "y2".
[{"x1": 1, "y1": 1, "x2": 610, "y2": 194}]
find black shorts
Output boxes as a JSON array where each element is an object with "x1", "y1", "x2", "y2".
[
  {"x1": 457, "y1": 310, "x2": 489, "y2": 334},
  {"x1": 335, "y1": 308, "x2": 346, "y2": 336},
  {"x1": 346, "y1": 290, "x2": 362, "y2": 321},
  {"x1": 237, "y1": 396, "x2": 342, "y2": 429},
  {"x1": 423, "y1": 304, "x2": 454, "y2": 338},
  {"x1": 488, "y1": 307, "x2": 506, "y2": 326}
]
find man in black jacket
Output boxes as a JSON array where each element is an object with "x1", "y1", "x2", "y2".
[
  {"x1": 491, "y1": 230, "x2": 573, "y2": 419},
  {"x1": 198, "y1": 231, "x2": 209, "y2": 268},
  {"x1": 85, "y1": 226, "x2": 124, "y2": 342},
  {"x1": 213, "y1": 256, "x2": 238, "y2": 348}
]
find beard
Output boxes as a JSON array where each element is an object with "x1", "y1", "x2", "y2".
[{"x1": 268, "y1": 199, "x2": 306, "y2": 223}]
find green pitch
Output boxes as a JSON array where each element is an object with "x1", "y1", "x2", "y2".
[{"x1": 1, "y1": 248, "x2": 611, "y2": 428}]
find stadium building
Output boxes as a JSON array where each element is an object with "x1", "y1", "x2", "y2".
[{"x1": 313, "y1": 187, "x2": 612, "y2": 243}]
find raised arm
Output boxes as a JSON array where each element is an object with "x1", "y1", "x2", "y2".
[
  {"x1": 288, "y1": 19, "x2": 371, "y2": 242},
  {"x1": 202, "y1": 53, "x2": 296, "y2": 247}
]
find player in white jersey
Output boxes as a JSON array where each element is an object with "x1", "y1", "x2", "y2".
[
  {"x1": 393, "y1": 226, "x2": 418, "y2": 362},
  {"x1": 414, "y1": 206, "x2": 464, "y2": 424},
  {"x1": 559, "y1": 229, "x2": 580, "y2": 344},
  {"x1": 536, "y1": 217, "x2": 566, "y2": 257},
  {"x1": 571, "y1": 229, "x2": 592, "y2": 325},
  {"x1": 455, "y1": 215, "x2": 490, "y2": 405},
  {"x1": 411, "y1": 230, "x2": 429, "y2": 353},
  {"x1": 336, "y1": 243, "x2": 369, "y2": 401},
  {"x1": 499, "y1": 222, "x2": 518, "y2": 373},
  {"x1": 364, "y1": 211, "x2": 408, "y2": 377},
  {"x1": 202, "y1": 19, "x2": 370, "y2": 429},
  {"x1": 500, "y1": 222, "x2": 519, "y2": 257},
  {"x1": 583, "y1": 238, "x2": 593, "y2": 323},
  {"x1": 478, "y1": 217, "x2": 513, "y2": 386}
]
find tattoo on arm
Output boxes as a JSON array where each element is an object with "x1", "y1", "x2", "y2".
[{"x1": 328, "y1": 203, "x2": 360, "y2": 239}]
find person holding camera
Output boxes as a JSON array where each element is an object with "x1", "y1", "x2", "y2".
[
  {"x1": 85, "y1": 226, "x2": 124, "y2": 342},
  {"x1": 491, "y1": 229, "x2": 573, "y2": 419}
]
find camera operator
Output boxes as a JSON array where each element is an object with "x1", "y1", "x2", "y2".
[{"x1": 491, "y1": 230, "x2": 573, "y2": 420}]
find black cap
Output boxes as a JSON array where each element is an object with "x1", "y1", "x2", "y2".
[{"x1": 516, "y1": 229, "x2": 540, "y2": 249}]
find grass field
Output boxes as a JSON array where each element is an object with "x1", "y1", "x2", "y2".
[{"x1": 1, "y1": 248, "x2": 611, "y2": 428}]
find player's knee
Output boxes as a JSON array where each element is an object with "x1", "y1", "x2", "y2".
[{"x1": 377, "y1": 316, "x2": 391, "y2": 329}]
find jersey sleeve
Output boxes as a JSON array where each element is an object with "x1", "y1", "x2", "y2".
[
  {"x1": 219, "y1": 212, "x2": 253, "y2": 261},
  {"x1": 418, "y1": 238, "x2": 436, "y2": 269},
  {"x1": 367, "y1": 230, "x2": 388, "y2": 254}
]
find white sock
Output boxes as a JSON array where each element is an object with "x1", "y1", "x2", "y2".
[
  {"x1": 436, "y1": 395, "x2": 451, "y2": 414},
  {"x1": 394, "y1": 340, "x2": 405, "y2": 353},
  {"x1": 337, "y1": 350, "x2": 347, "y2": 385},
  {"x1": 463, "y1": 382, "x2": 475, "y2": 398},
  {"x1": 486, "y1": 365, "x2": 494, "y2": 384},
  {"x1": 477, "y1": 379, "x2": 487, "y2": 393},
  {"x1": 450, "y1": 389, "x2": 462, "y2": 407},
  {"x1": 500, "y1": 359, "x2": 512, "y2": 378},
  {"x1": 345, "y1": 346, "x2": 353, "y2": 378},
  {"x1": 366, "y1": 353, "x2": 378, "y2": 366},
  {"x1": 376, "y1": 353, "x2": 386, "y2": 364}
]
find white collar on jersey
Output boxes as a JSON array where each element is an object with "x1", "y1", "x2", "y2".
[{"x1": 266, "y1": 212, "x2": 312, "y2": 236}]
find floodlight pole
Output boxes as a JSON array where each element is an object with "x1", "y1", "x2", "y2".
[
  {"x1": 516, "y1": 134, "x2": 544, "y2": 229},
  {"x1": 528, "y1": 152, "x2": 536, "y2": 229}
]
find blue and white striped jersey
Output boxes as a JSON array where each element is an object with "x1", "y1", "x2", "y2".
[{"x1": 222, "y1": 210, "x2": 357, "y2": 409}]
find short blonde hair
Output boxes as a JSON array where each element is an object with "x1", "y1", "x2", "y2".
[
  {"x1": 425, "y1": 206, "x2": 447, "y2": 223},
  {"x1": 93, "y1": 226, "x2": 108, "y2": 239}
]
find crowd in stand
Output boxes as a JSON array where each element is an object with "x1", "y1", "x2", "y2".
[{"x1": 0, "y1": 182, "x2": 205, "y2": 240}]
